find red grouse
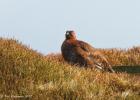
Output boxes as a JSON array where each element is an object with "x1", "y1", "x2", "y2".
[{"x1": 61, "y1": 31, "x2": 114, "y2": 72}]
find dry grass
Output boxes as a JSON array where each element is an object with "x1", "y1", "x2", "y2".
[{"x1": 0, "y1": 38, "x2": 140, "y2": 100}]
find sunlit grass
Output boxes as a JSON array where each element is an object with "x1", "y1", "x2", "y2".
[{"x1": 0, "y1": 38, "x2": 139, "y2": 99}]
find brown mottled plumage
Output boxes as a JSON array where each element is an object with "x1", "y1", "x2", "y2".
[{"x1": 61, "y1": 31, "x2": 115, "y2": 72}]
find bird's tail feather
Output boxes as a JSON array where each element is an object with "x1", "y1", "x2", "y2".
[
  {"x1": 90, "y1": 57, "x2": 115, "y2": 73},
  {"x1": 108, "y1": 65, "x2": 115, "y2": 73},
  {"x1": 87, "y1": 56, "x2": 115, "y2": 73}
]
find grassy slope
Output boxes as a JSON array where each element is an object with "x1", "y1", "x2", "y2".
[{"x1": 0, "y1": 38, "x2": 140, "y2": 100}]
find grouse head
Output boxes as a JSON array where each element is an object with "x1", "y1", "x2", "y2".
[{"x1": 65, "y1": 30, "x2": 77, "y2": 40}]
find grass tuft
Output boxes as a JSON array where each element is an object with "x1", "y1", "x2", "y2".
[{"x1": 0, "y1": 38, "x2": 140, "y2": 99}]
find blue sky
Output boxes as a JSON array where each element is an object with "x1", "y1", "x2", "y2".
[{"x1": 0, "y1": 0, "x2": 140, "y2": 54}]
